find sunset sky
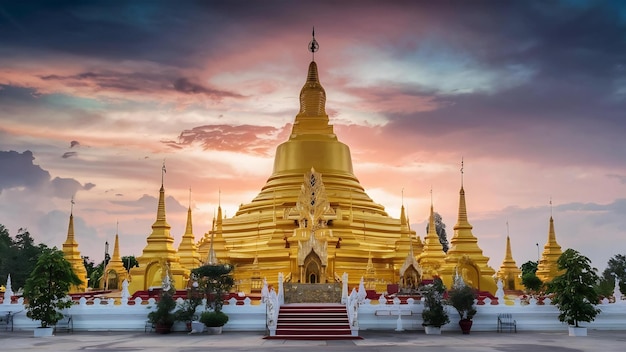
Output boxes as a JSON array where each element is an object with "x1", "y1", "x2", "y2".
[{"x1": 1, "y1": 1, "x2": 625, "y2": 273}]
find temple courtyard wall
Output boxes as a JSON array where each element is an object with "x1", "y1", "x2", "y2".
[{"x1": 1, "y1": 296, "x2": 625, "y2": 333}]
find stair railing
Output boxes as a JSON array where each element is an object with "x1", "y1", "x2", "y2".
[{"x1": 261, "y1": 278, "x2": 279, "y2": 336}]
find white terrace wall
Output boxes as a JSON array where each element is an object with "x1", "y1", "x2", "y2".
[
  {"x1": 1, "y1": 296, "x2": 624, "y2": 333},
  {"x1": 0, "y1": 297, "x2": 267, "y2": 332}
]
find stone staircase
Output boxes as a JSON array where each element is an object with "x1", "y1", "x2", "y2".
[{"x1": 266, "y1": 303, "x2": 360, "y2": 340}]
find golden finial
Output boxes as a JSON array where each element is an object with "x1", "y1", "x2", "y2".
[
  {"x1": 549, "y1": 196, "x2": 553, "y2": 217},
  {"x1": 70, "y1": 197, "x2": 75, "y2": 214},
  {"x1": 460, "y1": 157, "x2": 464, "y2": 187},
  {"x1": 161, "y1": 159, "x2": 166, "y2": 186},
  {"x1": 188, "y1": 187, "x2": 192, "y2": 209},
  {"x1": 309, "y1": 26, "x2": 319, "y2": 61},
  {"x1": 401, "y1": 187, "x2": 404, "y2": 206}
]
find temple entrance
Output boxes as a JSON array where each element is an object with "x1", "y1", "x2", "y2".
[
  {"x1": 459, "y1": 263, "x2": 480, "y2": 290},
  {"x1": 303, "y1": 252, "x2": 322, "y2": 283},
  {"x1": 401, "y1": 265, "x2": 420, "y2": 291},
  {"x1": 106, "y1": 270, "x2": 118, "y2": 290}
]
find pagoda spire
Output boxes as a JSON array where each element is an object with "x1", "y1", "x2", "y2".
[
  {"x1": 62, "y1": 199, "x2": 87, "y2": 293},
  {"x1": 439, "y1": 162, "x2": 497, "y2": 293},
  {"x1": 536, "y1": 215, "x2": 563, "y2": 283},
  {"x1": 128, "y1": 165, "x2": 188, "y2": 294},
  {"x1": 178, "y1": 188, "x2": 201, "y2": 270},
  {"x1": 417, "y1": 198, "x2": 446, "y2": 279},
  {"x1": 103, "y1": 231, "x2": 129, "y2": 290},
  {"x1": 496, "y1": 230, "x2": 522, "y2": 290}
]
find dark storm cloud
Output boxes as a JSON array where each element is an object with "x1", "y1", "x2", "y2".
[
  {"x1": 70, "y1": 140, "x2": 80, "y2": 148},
  {"x1": 62, "y1": 151, "x2": 78, "y2": 158},
  {"x1": 0, "y1": 150, "x2": 50, "y2": 192},
  {"x1": 173, "y1": 78, "x2": 243, "y2": 99},
  {"x1": 0, "y1": 150, "x2": 95, "y2": 197}
]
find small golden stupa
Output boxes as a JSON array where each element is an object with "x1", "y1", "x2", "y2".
[
  {"x1": 102, "y1": 232, "x2": 129, "y2": 290},
  {"x1": 62, "y1": 202, "x2": 88, "y2": 293},
  {"x1": 438, "y1": 181, "x2": 497, "y2": 293},
  {"x1": 496, "y1": 235, "x2": 522, "y2": 290},
  {"x1": 128, "y1": 176, "x2": 190, "y2": 293},
  {"x1": 536, "y1": 216, "x2": 563, "y2": 283}
]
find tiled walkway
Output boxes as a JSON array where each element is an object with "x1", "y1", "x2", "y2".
[{"x1": 1, "y1": 329, "x2": 625, "y2": 352}]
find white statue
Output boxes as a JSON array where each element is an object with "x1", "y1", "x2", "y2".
[
  {"x1": 495, "y1": 278, "x2": 505, "y2": 302},
  {"x1": 3, "y1": 274, "x2": 13, "y2": 305}
]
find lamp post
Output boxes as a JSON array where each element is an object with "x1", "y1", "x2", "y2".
[
  {"x1": 105, "y1": 241, "x2": 109, "y2": 267},
  {"x1": 536, "y1": 243, "x2": 540, "y2": 262}
]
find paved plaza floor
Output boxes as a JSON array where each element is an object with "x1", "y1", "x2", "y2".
[{"x1": 2, "y1": 329, "x2": 626, "y2": 352}]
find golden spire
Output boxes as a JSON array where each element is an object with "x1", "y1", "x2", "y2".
[
  {"x1": 417, "y1": 197, "x2": 446, "y2": 279},
  {"x1": 536, "y1": 214, "x2": 563, "y2": 283},
  {"x1": 496, "y1": 231, "x2": 522, "y2": 290},
  {"x1": 178, "y1": 188, "x2": 201, "y2": 270},
  {"x1": 455, "y1": 159, "x2": 472, "y2": 230},
  {"x1": 112, "y1": 231, "x2": 121, "y2": 261},
  {"x1": 440, "y1": 163, "x2": 497, "y2": 293},
  {"x1": 62, "y1": 198, "x2": 87, "y2": 292}
]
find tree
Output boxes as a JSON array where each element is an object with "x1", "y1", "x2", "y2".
[
  {"x1": 421, "y1": 277, "x2": 449, "y2": 328},
  {"x1": 122, "y1": 255, "x2": 139, "y2": 272},
  {"x1": 426, "y1": 212, "x2": 449, "y2": 253},
  {"x1": 520, "y1": 261, "x2": 538, "y2": 276},
  {"x1": 602, "y1": 254, "x2": 626, "y2": 295},
  {"x1": 0, "y1": 226, "x2": 45, "y2": 291},
  {"x1": 0, "y1": 225, "x2": 14, "y2": 286},
  {"x1": 547, "y1": 248, "x2": 601, "y2": 328},
  {"x1": 521, "y1": 272, "x2": 543, "y2": 292},
  {"x1": 520, "y1": 260, "x2": 542, "y2": 292},
  {"x1": 192, "y1": 263, "x2": 235, "y2": 313},
  {"x1": 23, "y1": 247, "x2": 82, "y2": 328}
]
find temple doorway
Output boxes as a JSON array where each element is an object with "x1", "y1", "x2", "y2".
[
  {"x1": 106, "y1": 270, "x2": 118, "y2": 290},
  {"x1": 303, "y1": 252, "x2": 322, "y2": 283}
]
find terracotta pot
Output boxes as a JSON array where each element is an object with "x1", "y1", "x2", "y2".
[
  {"x1": 155, "y1": 322, "x2": 173, "y2": 334},
  {"x1": 459, "y1": 319, "x2": 473, "y2": 334}
]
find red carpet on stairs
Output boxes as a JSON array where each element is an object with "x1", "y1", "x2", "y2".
[{"x1": 265, "y1": 303, "x2": 362, "y2": 340}]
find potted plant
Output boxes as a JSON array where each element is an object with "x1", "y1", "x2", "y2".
[
  {"x1": 448, "y1": 275, "x2": 477, "y2": 334},
  {"x1": 23, "y1": 247, "x2": 82, "y2": 337},
  {"x1": 547, "y1": 248, "x2": 601, "y2": 336},
  {"x1": 421, "y1": 277, "x2": 449, "y2": 334},
  {"x1": 199, "y1": 310, "x2": 229, "y2": 334},
  {"x1": 175, "y1": 278, "x2": 203, "y2": 332},
  {"x1": 192, "y1": 263, "x2": 234, "y2": 334},
  {"x1": 147, "y1": 270, "x2": 177, "y2": 334}
]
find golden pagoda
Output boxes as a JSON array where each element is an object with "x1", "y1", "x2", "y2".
[
  {"x1": 102, "y1": 232, "x2": 129, "y2": 290},
  {"x1": 62, "y1": 203, "x2": 87, "y2": 293},
  {"x1": 128, "y1": 173, "x2": 190, "y2": 293},
  {"x1": 439, "y1": 180, "x2": 497, "y2": 294},
  {"x1": 496, "y1": 235, "x2": 522, "y2": 290},
  {"x1": 536, "y1": 216, "x2": 563, "y2": 283},
  {"x1": 196, "y1": 33, "x2": 421, "y2": 293},
  {"x1": 177, "y1": 197, "x2": 202, "y2": 271},
  {"x1": 418, "y1": 200, "x2": 446, "y2": 280}
]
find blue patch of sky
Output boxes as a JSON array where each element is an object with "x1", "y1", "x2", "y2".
[{"x1": 41, "y1": 94, "x2": 105, "y2": 110}]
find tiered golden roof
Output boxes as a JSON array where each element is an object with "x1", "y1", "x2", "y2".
[
  {"x1": 496, "y1": 236, "x2": 522, "y2": 290},
  {"x1": 439, "y1": 186, "x2": 497, "y2": 293},
  {"x1": 62, "y1": 209, "x2": 87, "y2": 293},
  {"x1": 536, "y1": 216, "x2": 563, "y2": 283},
  {"x1": 128, "y1": 184, "x2": 189, "y2": 292},
  {"x1": 195, "y1": 51, "x2": 420, "y2": 292}
]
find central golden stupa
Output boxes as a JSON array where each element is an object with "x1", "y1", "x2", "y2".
[{"x1": 196, "y1": 35, "x2": 423, "y2": 292}]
